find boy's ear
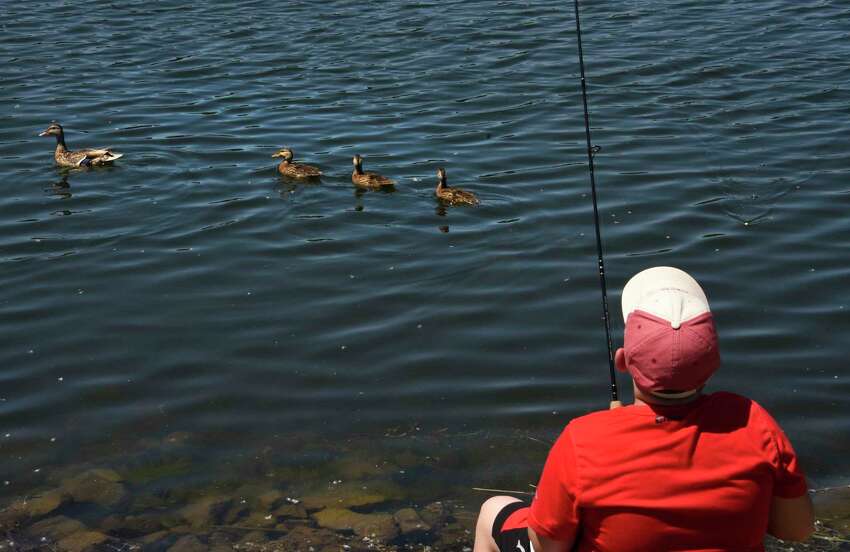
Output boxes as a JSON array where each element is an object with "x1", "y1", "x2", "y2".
[{"x1": 615, "y1": 348, "x2": 628, "y2": 373}]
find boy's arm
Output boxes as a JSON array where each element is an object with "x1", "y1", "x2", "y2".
[{"x1": 768, "y1": 494, "x2": 814, "y2": 542}]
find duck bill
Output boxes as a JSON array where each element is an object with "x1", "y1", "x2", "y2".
[
  {"x1": 271, "y1": 152, "x2": 282, "y2": 158},
  {"x1": 38, "y1": 130, "x2": 49, "y2": 137}
]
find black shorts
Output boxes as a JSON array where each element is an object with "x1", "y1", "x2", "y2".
[{"x1": 492, "y1": 500, "x2": 532, "y2": 552}]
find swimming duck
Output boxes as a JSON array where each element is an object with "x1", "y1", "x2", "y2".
[
  {"x1": 435, "y1": 167, "x2": 478, "y2": 205},
  {"x1": 351, "y1": 154, "x2": 395, "y2": 188},
  {"x1": 38, "y1": 122, "x2": 123, "y2": 168},
  {"x1": 272, "y1": 148, "x2": 322, "y2": 178}
]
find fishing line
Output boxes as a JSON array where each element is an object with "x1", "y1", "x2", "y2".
[{"x1": 572, "y1": 0, "x2": 620, "y2": 406}]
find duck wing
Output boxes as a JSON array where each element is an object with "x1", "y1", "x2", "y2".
[
  {"x1": 439, "y1": 187, "x2": 479, "y2": 205},
  {"x1": 294, "y1": 162, "x2": 322, "y2": 177},
  {"x1": 60, "y1": 150, "x2": 90, "y2": 167},
  {"x1": 365, "y1": 172, "x2": 395, "y2": 186},
  {"x1": 80, "y1": 148, "x2": 123, "y2": 166},
  {"x1": 455, "y1": 190, "x2": 478, "y2": 205}
]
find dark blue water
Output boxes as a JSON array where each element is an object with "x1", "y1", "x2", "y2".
[{"x1": 1, "y1": 0, "x2": 848, "y2": 522}]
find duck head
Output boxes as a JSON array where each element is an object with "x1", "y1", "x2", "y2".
[
  {"x1": 39, "y1": 122, "x2": 64, "y2": 140},
  {"x1": 272, "y1": 148, "x2": 294, "y2": 163},
  {"x1": 436, "y1": 167, "x2": 447, "y2": 189},
  {"x1": 352, "y1": 154, "x2": 364, "y2": 174}
]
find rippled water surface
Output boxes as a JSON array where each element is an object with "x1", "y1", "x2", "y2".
[{"x1": 1, "y1": 0, "x2": 849, "y2": 524}]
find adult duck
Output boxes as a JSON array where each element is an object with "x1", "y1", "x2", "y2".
[
  {"x1": 272, "y1": 148, "x2": 322, "y2": 179},
  {"x1": 351, "y1": 154, "x2": 395, "y2": 188},
  {"x1": 435, "y1": 167, "x2": 478, "y2": 206},
  {"x1": 38, "y1": 122, "x2": 122, "y2": 168}
]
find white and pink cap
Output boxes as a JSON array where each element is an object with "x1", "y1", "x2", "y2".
[{"x1": 621, "y1": 267, "x2": 720, "y2": 398}]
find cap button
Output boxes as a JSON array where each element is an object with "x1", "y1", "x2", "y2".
[{"x1": 671, "y1": 294, "x2": 683, "y2": 329}]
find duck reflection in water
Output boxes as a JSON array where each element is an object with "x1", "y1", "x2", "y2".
[
  {"x1": 276, "y1": 175, "x2": 321, "y2": 202},
  {"x1": 353, "y1": 187, "x2": 366, "y2": 211},
  {"x1": 47, "y1": 172, "x2": 72, "y2": 199},
  {"x1": 434, "y1": 204, "x2": 451, "y2": 232},
  {"x1": 350, "y1": 181, "x2": 396, "y2": 212},
  {"x1": 277, "y1": 179, "x2": 299, "y2": 201}
]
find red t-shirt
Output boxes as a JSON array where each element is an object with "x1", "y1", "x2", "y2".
[{"x1": 528, "y1": 392, "x2": 808, "y2": 551}]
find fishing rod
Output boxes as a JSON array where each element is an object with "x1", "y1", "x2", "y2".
[{"x1": 572, "y1": 0, "x2": 620, "y2": 407}]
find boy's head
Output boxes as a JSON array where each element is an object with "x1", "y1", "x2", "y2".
[{"x1": 618, "y1": 267, "x2": 720, "y2": 399}]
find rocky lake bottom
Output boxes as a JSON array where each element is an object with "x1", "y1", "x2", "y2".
[{"x1": 0, "y1": 430, "x2": 847, "y2": 552}]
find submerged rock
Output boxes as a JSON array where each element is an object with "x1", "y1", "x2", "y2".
[
  {"x1": 166, "y1": 534, "x2": 206, "y2": 552},
  {"x1": 61, "y1": 469, "x2": 128, "y2": 508},
  {"x1": 394, "y1": 507, "x2": 431, "y2": 536},
  {"x1": 222, "y1": 501, "x2": 250, "y2": 524},
  {"x1": 241, "y1": 510, "x2": 278, "y2": 528},
  {"x1": 56, "y1": 530, "x2": 109, "y2": 552},
  {"x1": 207, "y1": 530, "x2": 236, "y2": 547},
  {"x1": 131, "y1": 494, "x2": 169, "y2": 510},
  {"x1": 26, "y1": 515, "x2": 86, "y2": 540},
  {"x1": 313, "y1": 507, "x2": 399, "y2": 541},
  {"x1": 432, "y1": 518, "x2": 473, "y2": 550},
  {"x1": 270, "y1": 525, "x2": 341, "y2": 551},
  {"x1": 178, "y1": 495, "x2": 232, "y2": 528},
  {"x1": 257, "y1": 489, "x2": 285, "y2": 510},
  {"x1": 101, "y1": 512, "x2": 163, "y2": 535},
  {"x1": 419, "y1": 501, "x2": 447, "y2": 527},
  {"x1": 331, "y1": 455, "x2": 398, "y2": 480},
  {"x1": 139, "y1": 529, "x2": 175, "y2": 551},
  {"x1": 0, "y1": 489, "x2": 67, "y2": 526},
  {"x1": 300, "y1": 481, "x2": 402, "y2": 511},
  {"x1": 236, "y1": 530, "x2": 268, "y2": 547},
  {"x1": 123, "y1": 456, "x2": 193, "y2": 486},
  {"x1": 272, "y1": 501, "x2": 308, "y2": 519}
]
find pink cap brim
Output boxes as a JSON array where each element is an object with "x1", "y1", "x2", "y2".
[{"x1": 624, "y1": 310, "x2": 720, "y2": 393}]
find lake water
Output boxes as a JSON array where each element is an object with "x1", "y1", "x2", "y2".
[{"x1": 1, "y1": 0, "x2": 848, "y2": 543}]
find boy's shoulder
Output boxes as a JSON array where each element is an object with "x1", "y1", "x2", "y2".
[{"x1": 567, "y1": 392, "x2": 758, "y2": 432}]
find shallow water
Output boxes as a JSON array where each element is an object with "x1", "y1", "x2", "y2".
[{"x1": 1, "y1": 0, "x2": 849, "y2": 534}]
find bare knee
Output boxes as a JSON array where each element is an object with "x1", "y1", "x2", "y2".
[
  {"x1": 480, "y1": 495, "x2": 523, "y2": 521},
  {"x1": 475, "y1": 495, "x2": 523, "y2": 544}
]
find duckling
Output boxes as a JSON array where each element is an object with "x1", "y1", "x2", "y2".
[
  {"x1": 435, "y1": 167, "x2": 478, "y2": 206},
  {"x1": 351, "y1": 154, "x2": 395, "y2": 188},
  {"x1": 38, "y1": 122, "x2": 122, "y2": 168},
  {"x1": 272, "y1": 147, "x2": 322, "y2": 178}
]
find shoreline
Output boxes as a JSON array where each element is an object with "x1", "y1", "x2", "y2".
[{"x1": 1, "y1": 466, "x2": 847, "y2": 552}]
